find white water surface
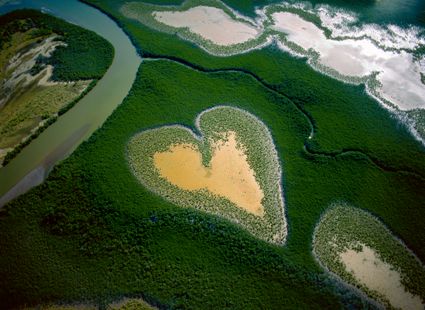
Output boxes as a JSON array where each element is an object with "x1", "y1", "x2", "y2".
[{"x1": 272, "y1": 11, "x2": 425, "y2": 111}]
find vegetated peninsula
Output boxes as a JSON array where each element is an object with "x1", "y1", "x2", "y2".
[{"x1": 0, "y1": 10, "x2": 113, "y2": 166}]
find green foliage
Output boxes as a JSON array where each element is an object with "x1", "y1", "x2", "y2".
[
  {"x1": 127, "y1": 106, "x2": 286, "y2": 244},
  {"x1": 0, "y1": 14, "x2": 36, "y2": 48},
  {"x1": 1, "y1": 1, "x2": 424, "y2": 309},
  {"x1": 313, "y1": 204, "x2": 425, "y2": 307},
  {"x1": 0, "y1": 10, "x2": 114, "y2": 81},
  {"x1": 0, "y1": 59, "x2": 378, "y2": 309},
  {"x1": 0, "y1": 10, "x2": 113, "y2": 165},
  {"x1": 41, "y1": 26, "x2": 114, "y2": 81}
]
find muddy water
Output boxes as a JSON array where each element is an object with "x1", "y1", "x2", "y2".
[{"x1": 0, "y1": 0, "x2": 141, "y2": 204}]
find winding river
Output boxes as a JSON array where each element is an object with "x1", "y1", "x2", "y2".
[{"x1": 0, "y1": 0, "x2": 142, "y2": 206}]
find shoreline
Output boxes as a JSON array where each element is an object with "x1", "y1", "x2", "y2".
[
  {"x1": 0, "y1": 0, "x2": 141, "y2": 202},
  {"x1": 0, "y1": 123, "x2": 90, "y2": 208},
  {"x1": 119, "y1": 0, "x2": 425, "y2": 145},
  {"x1": 0, "y1": 165, "x2": 45, "y2": 208},
  {"x1": 311, "y1": 203, "x2": 425, "y2": 309}
]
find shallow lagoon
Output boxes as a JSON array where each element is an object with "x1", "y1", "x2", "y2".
[
  {"x1": 272, "y1": 11, "x2": 425, "y2": 111},
  {"x1": 153, "y1": 6, "x2": 260, "y2": 46}
]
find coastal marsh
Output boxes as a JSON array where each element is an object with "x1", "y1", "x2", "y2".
[
  {"x1": 2, "y1": 54, "x2": 423, "y2": 307},
  {"x1": 0, "y1": 9, "x2": 113, "y2": 166},
  {"x1": 313, "y1": 205, "x2": 425, "y2": 309},
  {"x1": 128, "y1": 106, "x2": 287, "y2": 244},
  {"x1": 120, "y1": 0, "x2": 425, "y2": 142},
  {"x1": 0, "y1": 0, "x2": 424, "y2": 309},
  {"x1": 120, "y1": 0, "x2": 269, "y2": 55}
]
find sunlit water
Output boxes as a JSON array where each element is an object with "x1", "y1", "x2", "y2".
[
  {"x1": 272, "y1": 11, "x2": 425, "y2": 110},
  {"x1": 0, "y1": 0, "x2": 424, "y2": 203},
  {"x1": 301, "y1": 0, "x2": 425, "y2": 26}
]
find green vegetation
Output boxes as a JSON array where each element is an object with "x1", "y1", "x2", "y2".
[
  {"x1": 2, "y1": 80, "x2": 97, "y2": 166},
  {"x1": 0, "y1": 0, "x2": 424, "y2": 309},
  {"x1": 0, "y1": 59, "x2": 379, "y2": 309},
  {"x1": 109, "y1": 298, "x2": 156, "y2": 310},
  {"x1": 0, "y1": 10, "x2": 113, "y2": 81},
  {"x1": 313, "y1": 204, "x2": 425, "y2": 308},
  {"x1": 120, "y1": 0, "x2": 270, "y2": 56},
  {"x1": 0, "y1": 10, "x2": 113, "y2": 165},
  {"x1": 23, "y1": 297, "x2": 155, "y2": 310},
  {"x1": 84, "y1": 0, "x2": 425, "y2": 178},
  {"x1": 128, "y1": 106, "x2": 286, "y2": 244},
  {"x1": 0, "y1": 78, "x2": 91, "y2": 148},
  {"x1": 25, "y1": 305, "x2": 96, "y2": 310}
]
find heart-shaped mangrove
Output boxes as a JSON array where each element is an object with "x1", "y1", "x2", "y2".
[{"x1": 127, "y1": 106, "x2": 287, "y2": 244}]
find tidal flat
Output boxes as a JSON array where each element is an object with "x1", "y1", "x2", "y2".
[{"x1": 0, "y1": 0, "x2": 424, "y2": 309}]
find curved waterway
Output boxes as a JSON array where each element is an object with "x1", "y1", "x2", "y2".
[{"x1": 0, "y1": 0, "x2": 142, "y2": 206}]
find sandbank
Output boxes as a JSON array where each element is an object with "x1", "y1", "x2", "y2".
[
  {"x1": 152, "y1": 6, "x2": 260, "y2": 46},
  {"x1": 340, "y1": 244, "x2": 423, "y2": 310},
  {"x1": 154, "y1": 131, "x2": 264, "y2": 216}
]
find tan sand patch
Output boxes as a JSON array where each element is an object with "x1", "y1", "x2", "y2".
[
  {"x1": 108, "y1": 297, "x2": 157, "y2": 309},
  {"x1": 340, "y1": 244, "x2": 423, "y2": 310},
  {"x1": 152, "y1": 6, "x2": 260, "y2": 46},
  {"x1": 153, "y1": 131, "x2": 264, "y2": 216},
  {"x1": 0, "y1": 31, "x2": 91, "y2": 166},
  {"x1": 1, "y1": 35, "x2": 67, "y2": 107}
]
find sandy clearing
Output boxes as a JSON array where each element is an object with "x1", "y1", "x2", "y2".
[
  {"x1": 340, "y1": 244, "x2": 424, "y2": 310},
  {"x1": 153, "y1": 131, "x2": 264, "y2": 216},
  {"x1": 1, "y1": 35, "x2": 68, "y2": 108},
  {"x1": 4, "y1": 35, "x2": 66, "y2": 87},
  {"x1": 153, "y1": 6, "x2": 260, "y2": 46},
  {"x1": 272, "y1": 11, "x2": 425, "y2": 111},
  {"x1": 107, "y1": 298, "x2": 157, "y2": 309}
]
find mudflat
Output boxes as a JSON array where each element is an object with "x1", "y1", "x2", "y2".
[{"x1": 154, "y1": 131, "x2": 264, "y2": 216}]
